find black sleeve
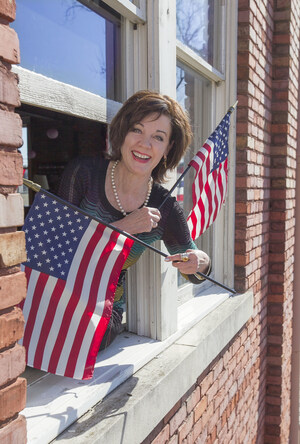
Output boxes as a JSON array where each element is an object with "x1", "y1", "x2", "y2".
[{"x1": 57, "y1": 157, "x2": 91, "y2": 206}]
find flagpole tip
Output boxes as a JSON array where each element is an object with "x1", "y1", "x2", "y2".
[
  {"x1": 228, "y1": 100, "x2": 238, "y2": 114},
  {"x1": 23, "y1": 178, "x2": 41, "y2": 192}
]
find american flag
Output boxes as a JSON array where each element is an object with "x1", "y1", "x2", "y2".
[
  {"x1": 187, "y1": 111, "x2": 231, "y2": 240},
  {"x1": 20, "y1": 192, "x2": 133, "y2": 380}
]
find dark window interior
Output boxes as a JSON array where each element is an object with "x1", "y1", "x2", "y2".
[{"x1": 17, "y1": 105, "x2": 107, "y2": 206}]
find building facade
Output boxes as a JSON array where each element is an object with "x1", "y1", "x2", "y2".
[{"x1": 0, "y1": 0, "x2": 299, "y2": 443}]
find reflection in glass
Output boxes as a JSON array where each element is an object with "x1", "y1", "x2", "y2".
[
  {"x1": 19, "y1": 128, "x2": 30, "y2": 207},
  {"x1": 176, "y1": 63, "x2": 212, "y2": 286},
  {"x1": 176, "y1": 0, "x2": 224, "y2": 71},
  {"x1": 12, "y1": 0, "x2": 121, "y2": 100}
]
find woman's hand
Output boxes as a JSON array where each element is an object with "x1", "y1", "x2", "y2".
[
  {"x1": 112, "y1": 207, "x2": 161, "y2": 234},
  {"x1": 165, "y1": 249, "x2": 210, "y2": 275}
]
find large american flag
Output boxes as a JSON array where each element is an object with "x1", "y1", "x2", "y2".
[
  {"x1": 187, "y1": 111, "x2": 231, "y2": 240},
  {"x1": 20, "y1": 192, "x2": 133, "y2": 380}
]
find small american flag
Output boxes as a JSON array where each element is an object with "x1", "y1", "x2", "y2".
[
  {"x1": 187, "y1": 111, "x2": 231, "y2": 240},
  {"x1": 20, "y1": 192, "x2": 133, "y2": 380}
]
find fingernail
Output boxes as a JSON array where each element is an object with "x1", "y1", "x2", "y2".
[{"x1": 164, "y1": 258, "x2": 171, "y2": 262}]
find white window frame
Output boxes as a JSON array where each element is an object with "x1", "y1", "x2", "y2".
[
  {"x1": 15, "y1": 0, "x2": 242, "y2": 442},
  {"x1": 172, "y1": 0, "x2": 237, "y2": 305}
]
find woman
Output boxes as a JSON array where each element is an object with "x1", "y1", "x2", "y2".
[{"x1": 58, "y1": 90, "x2": 211, "y2": 349}]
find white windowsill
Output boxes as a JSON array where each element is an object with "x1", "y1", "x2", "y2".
[{"x1": 22, "y1": 289, "x2": 253, "y2": 444}]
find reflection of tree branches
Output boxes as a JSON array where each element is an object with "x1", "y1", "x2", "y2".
[
  {"x1": 176, "y1": 0, "x2": 208, "y2": 56},
  {"x1": 63, "y1": 0, "x2": 91, "y2": 22},
  {"x1": 176, "y1": 73, "x2": 185, "y2": 91}
]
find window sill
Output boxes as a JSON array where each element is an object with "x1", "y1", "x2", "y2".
[{"x1": 22, "y1": 289, "x2": 253, "y2": 444}]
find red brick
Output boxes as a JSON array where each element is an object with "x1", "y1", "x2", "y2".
[
  {"x1": 164, "y1": 400, "x2": 181, "y2": 425},
  {"x1": 0, "y1": 271, "x2": 26, "y2": 310},
  {"x1": 207, "y1": 379, "x2": 219, "y2": 404},
  {"x1": 186, "y1": 386, "x2": 200, "y2": 414},
  {"x1": 151, "y1": 424, "x2": 169, "y2": 444},
  {"x1": 0, "y1": 110, "x2": 22, "y2": 148},
  {"x1": 0, "y1": 378, "x2": 26, "y2": 422},
  {"x1": 0, "y1": 414, "x2": 26, "y2": 444},
  {"x1": 201, "y1": 402, "x2": 214, "y2": 429},
  {"x1": 0, "y1": 344, "x2": 26, "y2": 386},
  {"x1": 194, "y1": 395, "x2": 208, "y2": 423},
  {"x1": 178, "y1": 412, "x2": 193, "y2": 442},
  {"x1": 169, "y1": 404, "x2": 187, "y2": 437},
  {"x1": 0, "y1": 64, "x2": 20, "y2": 107},
  {"x1": 0, "y1": 151, "x2": 23, "y2": 185},
  {"x1": 0, "y1": 0, "x2": 16, "y2": 22},
  {"x1": 0, "y1": 24, "x2": 20, "y2": 64},
  {"x1": 0, "y1": 307, "x2": 24, "y2": 349},
  {"x1": 168, "y1": 435, "x2": 178, "y2": 444}
]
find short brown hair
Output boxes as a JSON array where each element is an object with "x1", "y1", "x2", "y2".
[{"x1": 108, "y1": 90, "x2": 193, "y2": 183}]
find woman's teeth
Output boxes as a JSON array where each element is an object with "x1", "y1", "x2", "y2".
[{"x1": 133, "y1": 151, "x2": 150, "y2": 160}]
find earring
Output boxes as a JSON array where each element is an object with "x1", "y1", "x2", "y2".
[{"x1": 163, "y1": 155, "x2": 167, "y2": 168}]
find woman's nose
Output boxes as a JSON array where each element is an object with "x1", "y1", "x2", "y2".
[{"x1": 139, "y1": 134, "x2": 151, "y2": 148}]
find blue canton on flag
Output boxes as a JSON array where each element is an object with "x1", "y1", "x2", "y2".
[
  {"x1": 211, "y1": 113, "x2": 230, "y2": 172},
  {"x1": 23, "y1": 195, "x2": 90, "y2": 278}
]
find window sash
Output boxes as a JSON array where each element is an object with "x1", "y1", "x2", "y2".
[
  {"x1": 102, "y1": 0, "x2": 146, "y2": 22},
  {"x1": 12, "y1": 66, "x2": 122, "y2": 123}
]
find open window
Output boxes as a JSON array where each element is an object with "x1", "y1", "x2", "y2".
[{"x1": 12, "y1": 0, "x2": 238, "y2": 442}]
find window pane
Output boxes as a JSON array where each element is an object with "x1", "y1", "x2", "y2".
[
  {"x1": 176, "y1": 0, "x2": 224, "y2": 72},
  {"x1": 18, "y1": 127, "x2": 30, "y2": 207},
  {"x1": 12, "y1": 0, "x2": 121, "y2": 100},
  {"x1": 176, "y1": 62, "x2": 213, "y2": 286}
]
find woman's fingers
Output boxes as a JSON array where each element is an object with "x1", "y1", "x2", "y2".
[
  {"x1": 148, "y1": 208, "x2": 160, "y2": 228},
  {"x1": 113, "y1": 207, "x2": 161, "y2": 234},
  {"x1": 165, "y1": 250, "x2": 210, "y2": 274}
]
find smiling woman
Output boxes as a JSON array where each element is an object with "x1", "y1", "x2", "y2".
[{"x1": 57, "y1": 90, "x2": 211, "y2": 350}]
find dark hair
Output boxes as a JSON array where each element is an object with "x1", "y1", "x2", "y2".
[{"x1": 108, "y1": 90, "x2": 193, "y2": 183}]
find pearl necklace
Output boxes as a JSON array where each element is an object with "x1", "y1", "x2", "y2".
[{"x1": 111, "y1": 160, "x2": 153, "y2": 216}]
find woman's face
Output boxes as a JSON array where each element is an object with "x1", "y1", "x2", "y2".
[{"x1": 120, "y1": 113, "x2": 171, "y2": 179}]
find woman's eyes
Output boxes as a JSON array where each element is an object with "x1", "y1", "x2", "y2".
[{"x1": 131, "y1": 128, "x2": 164, "y2": 141}]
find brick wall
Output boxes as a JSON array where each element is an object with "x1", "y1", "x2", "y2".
[
  {"x1": 266, "y1": 0, "x2": 300, "y2": 442},
  {"x1": 145, "y1": 0, "x2": 299, "y2": 443},
  {"x1": 0, "y1": 1, "x2": 27, "y2": 443}
]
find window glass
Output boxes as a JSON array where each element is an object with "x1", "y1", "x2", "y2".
[
  {"x1": 176, "y1": 62, "x2": 213, "y2": 286},
  {"x1": 19, "y1": 127, "x2": 30, "y2": 207},
  {"x1": 176, "y1": 0, "x2": 224, "y2": 72},
  {"x1": 12, "y1": 0, "x2": 121, "y2": 100}
]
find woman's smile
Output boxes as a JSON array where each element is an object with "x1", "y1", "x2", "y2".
[{"x1": 131, "y1": 150, "x2": 151, "y2": 162}]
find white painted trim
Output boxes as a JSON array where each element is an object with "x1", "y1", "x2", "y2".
[
  {"x1": 12, "y1": 66, "x2": 122, "y2": 123},
  {"x1": 103, "y1": 0, "x2": 146, "y2": 23},
  {"x1": 176, "y1": 40, "x2": 225, "y2": 83},
  {"x1": 22, "y1": 289, "x2": 253, "y2": 444},
  {"x1": 50, "y1": 290, "x2": 253, "y2": 444}
]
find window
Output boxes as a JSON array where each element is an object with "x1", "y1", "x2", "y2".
[
  {"x1": 176, "y1": 0, "x2": 225, "y2": 73},
  {"x1": 12, "y1": 0, "x2": 121, "y2": 100},
  {"x1": 176, "y1": 63, "x2": 213, "y2": 288},
  {"x1": 175, "y1": 0, "x2": 236, "y2": 300},
  {"x1": 14, "y1": 1, "x2": 238, "y2": 442}
]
